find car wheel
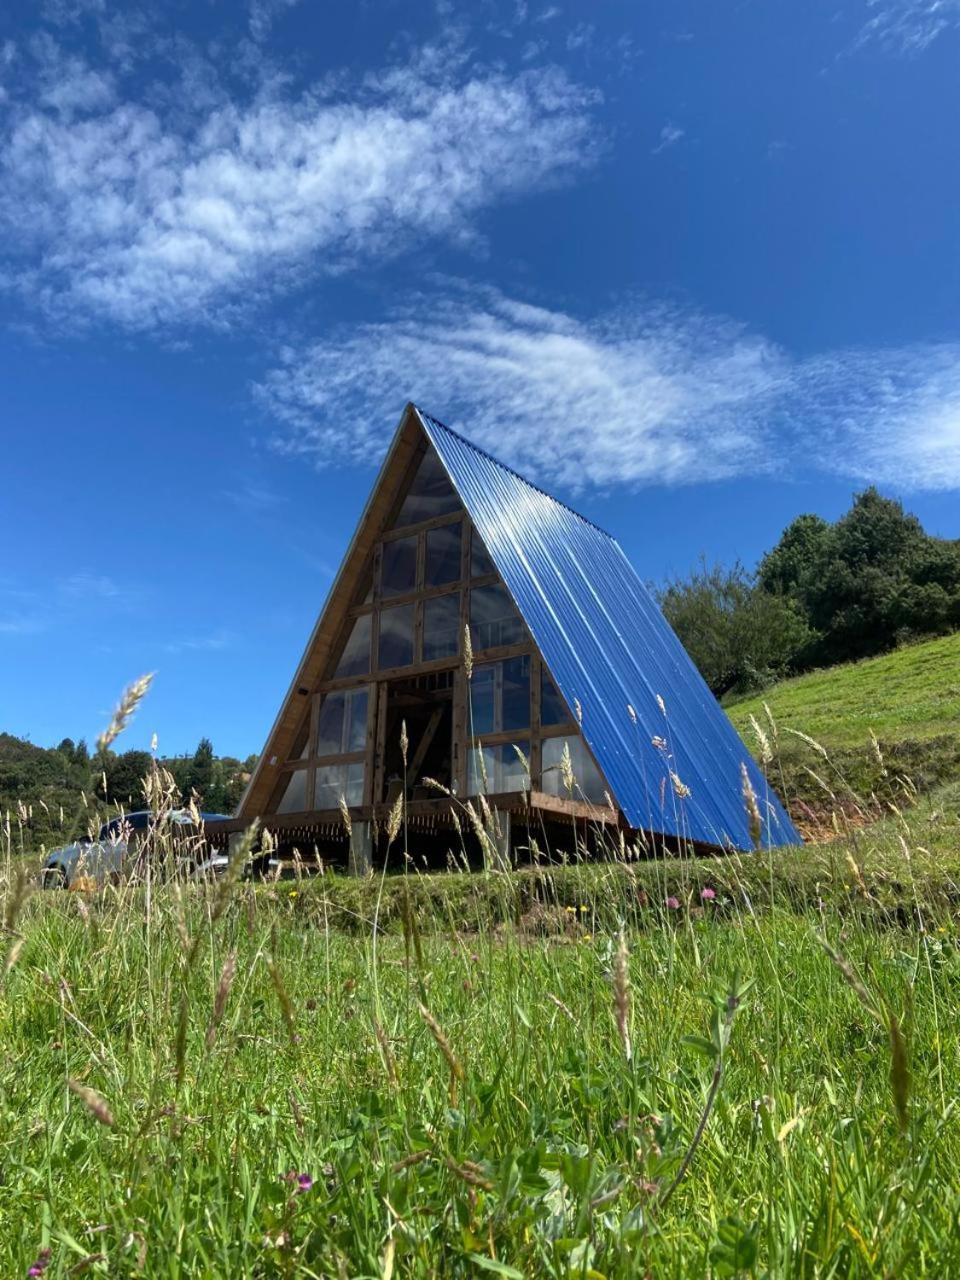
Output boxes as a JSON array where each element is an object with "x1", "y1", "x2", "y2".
[{"x1": 42, "y1": 865, "x2": 69, "y2": 890}]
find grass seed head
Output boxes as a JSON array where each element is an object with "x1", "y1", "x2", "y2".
[
  {"x1": 97, "y1": 673, "x2": 154, "y2": 753},
  {"x1": 68, "y1": 1080, "x2": 115, "y2": 1127},
  {"x1": 740, "y1": 763, "x2": 763, "y2": 848}
]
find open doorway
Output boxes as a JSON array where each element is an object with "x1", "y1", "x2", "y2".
[{"x1": 378, "y1": 671, "x2": 455, "y2": 805}]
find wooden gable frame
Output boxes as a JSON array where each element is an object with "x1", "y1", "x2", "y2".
[{"x1": 238, "y1": 403, "x2": 426, "y2": 818}]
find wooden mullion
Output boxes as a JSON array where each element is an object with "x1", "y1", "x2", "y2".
[
  {"x1": 362, "y1": 681, "x2": 377, "y2": 806},
  {"x1": 452, "y1": 668, "x2": 468, "y2": 795},
  {"x1": 314, "y1": 749, "x2": 366, "y2": 766},
  {"x1": 539, "y1": 722, "x2": 577, "y2": 739},
  {"x1": 472, "y1": 729, "x2": 532, "y2": 748},
  {"x1": 471, "y1": 640, "x2": 533, "y2": 664},
  {"x1": 381, "y1": 509, "x2": 462, "y2": 542},
  {"x1": 373, "y1": 680, "x2": 389, "y2": 805}
]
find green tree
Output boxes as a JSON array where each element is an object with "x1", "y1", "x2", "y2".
[
  {"x1": 759, "y1": 489, "x2": 960, "y2": 667},
  {"x1": 184, "y1": 738, "x2": 215, "y2": 805},
  {"x1": 758, "y1": 513, "x2": 831, "y2": 597},
  {"x1": 659, "y1": 560, "x2": 813, "y2": 698}
]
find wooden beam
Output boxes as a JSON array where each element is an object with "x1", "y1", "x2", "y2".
[
  {"x1": 238, "y1": 406, "x2": 425, "y2": 817},
  {"x1": 407, "y1": 705, "x2": 445, "y2": 784}
]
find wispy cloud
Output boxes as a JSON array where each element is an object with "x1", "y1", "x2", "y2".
[
  {"x1": 858, "y1": 0, "x2": 960, "y2": 52},
  {"x1": 0, "y1": 613, "x2": 44, "y2": 637},
  {"x1": 248, "y1": 0, "x2": 302, "y2": 42},
  {"x1": 163, "y1": 632, "x2": 234, "y2": 655},
  {"x1": 58, "y1": 570, "x2": 121, "y2": 599},
  {"x1": 254, "y1": 285, "x2": 960, "y2": 492},
  {"x1": 255, "y1": 286, "x2": 787, "y2": 490},
  {"x1": 0, "y1": 36, "x2": 598, "y2": 330},
  {"x1": 652, "y1": 122, "x2": 684, "y2": 155},
  {"x1": 221, "y1": 481, "x2": 288, "y2": 512}
]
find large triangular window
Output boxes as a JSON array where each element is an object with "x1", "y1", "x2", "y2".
[{"x1": 395, "y1": 446, "x2": 461, "y2": 526}]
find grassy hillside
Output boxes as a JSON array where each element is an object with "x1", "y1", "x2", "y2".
[
  {"x1": 725, "y1": 633, "x2": 960, "y2": 826},
  {"x1": 726, "y1": 631, "x2": 960, "y2": 749}
]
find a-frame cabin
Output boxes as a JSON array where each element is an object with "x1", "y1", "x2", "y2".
[{"x1": 228, "y1": 404, "x2": 800, "y2": 870}]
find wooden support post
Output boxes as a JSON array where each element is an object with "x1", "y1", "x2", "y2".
[
  {"x1": 495, "y1": 808, "x2": 511, "y2": 866},
  {"x1": 348, "y1": 820, "x2": 373, "y2": 876}
]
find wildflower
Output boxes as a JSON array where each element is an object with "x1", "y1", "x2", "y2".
[
  {"x1": 282, "y1": 1170, "x2": 313, "y2": 1194},
  {"x1": 288, "y1": 890, "x2": 298, "y2": 898},
  {"x1": 665, "y1": 896, "x2": 680, "y2": 910},
  {"x1": 700, "y1": 887, "x2": 716, "y2": 901},
  {"x1": 27, "y1": 1249, "x2": 52, "y2": 1277},
  {"x1": 578, "y1": 904, "x2": 588, "y2": 913}
]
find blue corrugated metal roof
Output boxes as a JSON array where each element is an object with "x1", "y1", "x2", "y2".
[{"x1": 416, "y1": 406, "x2": 802, "y2": 851}]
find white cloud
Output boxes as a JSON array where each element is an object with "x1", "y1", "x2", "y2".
[
  {"x1": 859, "y1": 0, "x2": 960, "y2": 52},
  {"x1": 163, "y1": 632, "x2": 234, "y2": 655},
  {"x1": 255, "y1": 287, "x2": 788, "y2": 489},
  {"x1": 0, "y1": 614, "x2": 44, "y2": 637},
  {"x1": 254, "y1": 286, "x2": 960, "y2": 492},
  {"x1": 59, "y1": 570, "x2": 121, "y2": 599},
  {"x1": 798, "y1": 346, "x2": 960, "y2": 489},
  {"x1": 652, "y1": 122, "x2": 684, "y2": 154},
  {"x1": 0, "y1": 45, "x2": 597, "y2": 329},
  {"x1": 248, "y1": 0, "x2": 302, "y2": 42}
]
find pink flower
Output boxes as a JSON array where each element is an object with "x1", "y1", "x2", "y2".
[
  {"x1": 27, "y1": 1249, "x2": 52, "y2": 1277},
  {"x1": 282, "y1": 1170, "x2": 313, "y2": 1194},
  {"x1": 700, "y1": 887, "x2": 716, "y2": 901},
  {"x1": 665, "y1": 896, "x2": 680, "y2": 910}
]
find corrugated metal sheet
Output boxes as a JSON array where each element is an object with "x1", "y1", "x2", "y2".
[{"x1": 417, "y1": 407, "x2": 802, "y2": 852}]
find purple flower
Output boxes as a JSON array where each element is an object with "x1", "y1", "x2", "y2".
[
  {"x1": 700, "y1": 887, "x2": 716, "y2": 901},
  {"x1": 27, "y1": 1249, "x2": 51, "y2": 1278},
  {"x1": 296, "y1": 1173, "x2": 313, "y2": 1194},
  {"x1": 665, "y1": 896, "x2": 680, "y2": 910}
]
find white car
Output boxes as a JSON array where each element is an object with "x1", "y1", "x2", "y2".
[{"x1": 41, "y1": 809, "x2": 230, "y2": 888}]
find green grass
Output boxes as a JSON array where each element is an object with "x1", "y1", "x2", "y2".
[
  {"x1": 726, "y1": 632, "x2": 960, "y2": 750},
  {"x1": 3, "y1": 782, "x2": 960, "y2": 1277},
  {"x1": 725, "y1": 634, "x2": 960, "y2": 824},
  {"x1": 3, "y1": 645, "x2": 960, "y2": 1276}
]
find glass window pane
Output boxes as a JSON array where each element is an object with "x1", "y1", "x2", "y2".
[
  {"x1": 382, "y1": 535, "x2": 418, "y2": 597},
  {"x1": 317, "y1": 691, "x2": 346, "y2": 756},
  {"x1": 425, "y1": 522, "x2": 461, "y2": 587},
  {"x1": 470, "y1": 583, "x2": 525, "y2": 650},
  {"x1": 379, "y1": 603, "x2": 415, "y2": 669},
  {"x1": 317, "y1": 687, "x2": 369, "y2": 756},
  {"x1": 469, "y1": 664, "x2": 496, "y2": 736},
  {"x1": 540, "y1": 669, "x2": 571, "y2": 727},
  {"x1": 471, "y1": 533, "x2": 497, "y2": 578},
  {"x1": 541, "y1": 735, "x2": 606, "y2": 804},
  {"x1": 467, "y1": 741, "x2": 530, "y2": 796},
  {"x1": 316, "y1": 762, "x2": 365, "y2": 809},
  {"x1": 344, "y1": 688, "x2": 369, "y2": 752},
  {"x1": 422, "y1": 593, "x2": 460, "y2": 661},
  {"x1": 396, "y1": 447, "x2": 461, "y2": 526},
  {"x1": 333, "y1": 614, "x2": 371, "y2": 678},
  {"x1": 501, "y1": 656, "x2": 530, "y2": 732},
  {"x1": 275, "y1": 768, "x2": 308, "y2": 814}
]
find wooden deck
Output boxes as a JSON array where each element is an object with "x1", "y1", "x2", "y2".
[{"x1": 206, "y1": 789, "x2": 618, "y2": 844}]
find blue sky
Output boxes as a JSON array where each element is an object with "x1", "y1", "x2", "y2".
[{"x1": 2, "y1": 0, "x2": 959, "y2": 758}]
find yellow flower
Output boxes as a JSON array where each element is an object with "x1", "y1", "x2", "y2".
[
  {"x1": 564, "y1": 906, "x2": 575, "y2": 913},
  {"x1": 288, "y1": 890, "x2": 298, "y2": 898}
]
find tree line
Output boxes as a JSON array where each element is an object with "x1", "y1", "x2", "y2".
[
  {"x1": 1, "y1": 733, "x2": 256, "y2": 851},
  {"x1": 659, "y1": 487, "x2": 960, "y2": 698}
]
